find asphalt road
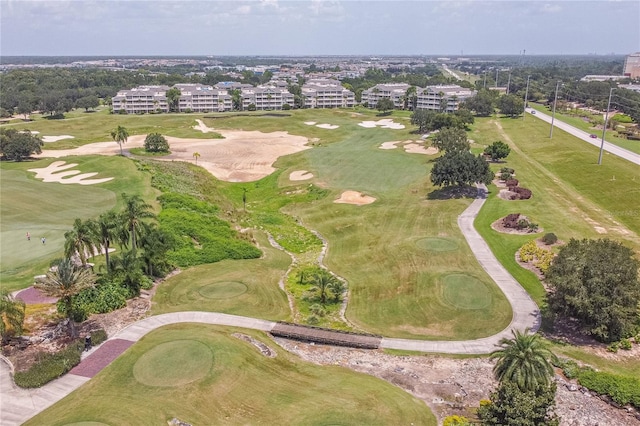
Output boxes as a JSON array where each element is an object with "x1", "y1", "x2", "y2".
[{"x1": 526, "y1": 108, "x2": 640, "y2": 166}]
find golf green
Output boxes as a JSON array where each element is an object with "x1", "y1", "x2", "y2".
[
  {"x1": 441, "y1": 274, "x2": 492, "y2": 310},
  {"x1": 197, "y1": 281, "x2": 248, "y2": 299},
  {"x1": 133, "y1": 340, "x2": 212, "y2": 387},
  {"x1": 415, "y1": 237, "x2": 459, "y2": 252}
]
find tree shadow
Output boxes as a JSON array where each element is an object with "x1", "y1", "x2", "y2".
[{"x1": 427, "y1": 185, "x2": 481, "y2": 200}]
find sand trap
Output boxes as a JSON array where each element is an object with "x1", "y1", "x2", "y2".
[
  {"x1": 28, "y1": 161, "x2": 114, "y2": 185},
  {"x1": 193, "y1": 119, "x2": 216, "y2": 133},
  {"x1": 358, "y1": 119, "x2": 405, "y2": 130},
  {"x1": 334, "y1": 190, "x2": 376, "y2": 205},
  {"x1": 304, "y1": 121, "x2": 317, "y2": 125},
  {"x1": 41, "y1": 135, "x2": 74, "y2": 143},
  {"x1": 37, "y1": 130, "x2": 310, "y2": 183},
  {"x1": 315, "y1": 123, "x2": 339, "y2": 129},
  {"x1": 289, "y1": 170, "x2": 314, "y2": 181},
  {"x1": 379, "y1": 141, "x2": 401, "y2": 150},
  {"x1": 30, "y1": 131, "x2": 40, "y2": 135},
  {"x1": 403, "y1": 143, "x2": 439, "y2": 155}
]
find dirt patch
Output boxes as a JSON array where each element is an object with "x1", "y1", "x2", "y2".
[
  {"x1": 404, "y1": 143, "x2": 438, "y2": 155},
  {"x1": 497, "y1": 188, "x2": 518, "y2": 200},
  {"x1": 193, "y1": 119, "x2": 216, "y2": 133},
  {"x1": 334, "y1": 191, "x2": 376, "y2": 205},
  {"x1": 37, "y1": 129, "x2": 311, "y2": 183},
  {"x1": 289, "y1": 170, "x2": 313, "y2": 181},
  {"x1": 233, "y1": 333, "x2": 277, "y2": 358}
]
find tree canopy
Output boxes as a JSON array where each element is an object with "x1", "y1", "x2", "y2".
[
  {"x1": 463, "y1": 89, "x2": 496, "y2": 116},
  {"x1": 498, "y1": 94, "x2": 524, "y2": 118},
  {"x1": 144, "y1": 133, "x2": 170, "y2": 153},
  {"x1": 477, "y1": 381, "x2": 559, "y2": 426},
  {"x1": 0, "y1": 128, "x2": 43, "y2": 161},
  {"x1": 430, "y1": 151, "x2": 494, "y2": 188},
  {"x1": 483, "y1": 141, "x2": 511, "y2": 161},
  {"x1": 0, "y1": 289, "x2": 25, "y2": 342},
  {"x1": 376, "y1": 98, "x2": 395, "y2": 114},
  {"x1": 546, "y1": 238, "x2": 640, "y2": 342},
  {"x1": 410, "y1": 110, "x2": 474, "y2": 133},
  {"x1": 430, "y1": 127, "x2": 470, "y2": 153}
]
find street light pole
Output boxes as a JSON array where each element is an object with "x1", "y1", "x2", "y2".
[
  {"x1": 549, "y1": 81, "x2": 561, "y2": 139},
  {"x1": 598, "y1": 87, "x2": 614, "y2": 165},
  {"x1": 506, "y1": 72, "x2": 512, "y2": 95},
  {"x1": 523, "y1": 75, "x2": 531, "y2": 120}
]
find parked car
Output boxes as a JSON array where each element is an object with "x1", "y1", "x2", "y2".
[{"x1": 590, "y1": 134, "x2": 598, "y2": 138}]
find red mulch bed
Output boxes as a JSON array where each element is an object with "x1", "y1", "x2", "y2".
[
  {"x1": 16, "y1": 286, "x2": 58, "y2": 304},
  {"x1": 69, "y1": 339, "x2": 134, "y2": 378}
]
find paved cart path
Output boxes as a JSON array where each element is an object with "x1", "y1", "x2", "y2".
[{"x1": 1, "y1": 185, "x2": 540, "y2": 425}]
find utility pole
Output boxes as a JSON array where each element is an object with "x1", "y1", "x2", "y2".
[
  {"x1": 598, "y1": 87, "x2": 614, "y2": 165},
  {"x1": 495, "y1": 69, "x2": 499, "y2": 88},
  {"x1": 506, "y1": 72, "x2": 512, "y2": 95},
  {"x1": 549, "y1": 81, "x2": 561, "y2": 139},
  {"x1": 523, "y1": 75, "x2": 531, "y2": 120}
]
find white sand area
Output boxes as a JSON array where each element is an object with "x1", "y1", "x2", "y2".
[
  {"x1": 28, "y1": 161, "x2": 114, "y2": 185},
  {"x1": 304, "y1": 121, "x2": 339, "y2": 129},
  {"x1": 358, "y1": 119, "x2": 405, "y2": 130},
  {"x1": 334, "y1": 190, "x2": 376, "y2": 205},
  {"x1": 42, "y1": 135, "x2": 75, "y2": 143},
  {"x1": 37, "y1": 129, "x2": 310, "y2": 183},
  {"x1": 304, "y1": 121, "x2": 317, "y2": 125},
  {"x1": 379, "y1": 140, "x2": 439, "y2": 155},
  {"x1": 289, "y1": 170, "x2": 314, "y2": 181}
]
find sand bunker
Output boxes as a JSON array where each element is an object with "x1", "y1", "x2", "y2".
[
  {"x1": 37, "y1": 129, "x2": 310, "y2": 183},
  {"x1": 304, "y1": 121, "x2": 317, "y2": 125},
  {"x1": 289, "y1": 170, "x2": 314, "y2": 181},
  {"x1": 193, "y1": 119, "x2": 216, "y2": 133},
  {"x1": 379, "y1": 140, "x2": 438, "y2": 155},
  {"x1": 358, "y1": 119, "x2": 405, "y2": 130},
  {"x1": 42, "y1": 135, "x2": 74, "y2": 143},
  {"x1": 334, "y1": 190, "x2": 376, "y2": 205},
  {"x1": 29, "y1": 161, "x2": 114, "y2": 185},
  {"x1": 315, "y1": 123, "x2": 339, "y2": 129}
]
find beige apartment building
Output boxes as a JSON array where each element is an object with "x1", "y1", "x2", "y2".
[
  {"x1": 241, "y1": 85, "x2": 295, "y2": 110},
  {"x1": 415, "y1": 85, "x2": 476, "y2": 112},
  {"x1": 623, "y1": 52, "x2": 640, "y2": 79},
  {"x1": 111, "y1": 85, "x2": 170, "y2": 114},
  {"x1": 301, "y1": 79, "x2": 355, "y2": 108},
  {"x1": 174, "y1": 84, "x2": 232, "y2": 112},
  {"x1": 361, "y1": 83, "x2": 411, "y2": 108}
]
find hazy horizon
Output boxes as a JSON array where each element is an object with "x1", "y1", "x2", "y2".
[{"x1": 1, "y1": 1, "x2": 639, "y2": 57}]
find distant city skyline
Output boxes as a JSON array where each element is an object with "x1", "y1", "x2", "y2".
[{"x1": 1, "y1": 0, "x2": 639, "y2": 57}]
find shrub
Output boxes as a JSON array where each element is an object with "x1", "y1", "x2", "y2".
[
  {"x1": 443, "y1": 415, "x2": 471, "y2": 426},
  {"x1": 620, "y1": 338, "x2": 632, "y2": 350},
  {"x1": 248, "y1": 103, "x2": 256, "y2": 111},
  {"x1": 502, "y1": 213, "x2": 521, "y2": 229},
  {"x1": 14, "y1": 341, "x2": 83, "y2": 388},
  {"x1": 144, "y1": 133, "x2": 170, "y2": 153},
  {"x1": 542, "y1": 233, "x2": 558, "y2": 245},
  {"x1": 510, "y1": 187, "x2": 532, "y2": 200},
  {"x1": 500, "y1": 167, "x2": 515, "y2": 174},
  {"x1": 500, "y1": 172, "x2": 512, "y2": 181},
  {"x1": 577, "y1": 370, "x2": 640, "y2": 408},
  {"x1": 91, "y1": 329, "x2": 108, "y2": 346},
  {"x1": 607, "y1": 342, "x2": 619, "y2": 353},
  {"x1": 517, "y1": 219, "x2": 530, "y2": 230},
  {"x1": 282, "y1": 104, "x2": 291, "y2": 110},
  {"x1": 505, "y1": 178, "x2": 519, "y2": 188},
  {"x1": 518, "y1": 240, "x2": 554, "y2": 274}
]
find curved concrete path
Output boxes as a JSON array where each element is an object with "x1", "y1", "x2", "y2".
[{"x1": 1, "y1": 186, "x2": 540, "y2": 425}]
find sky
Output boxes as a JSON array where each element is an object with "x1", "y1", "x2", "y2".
[{"x1": 1, "y1": 0, "x2": 639, "y2": 56}]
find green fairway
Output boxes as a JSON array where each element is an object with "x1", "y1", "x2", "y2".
[
  {"x1": 25, "y1": 324, "x2": 436, "y2": 426},
  {"x1": 0, "y1": 155, "x2": 157, "y2": 292},
  {"x1": 152, "y1": 232, "x2": 291, "y2": 321}
]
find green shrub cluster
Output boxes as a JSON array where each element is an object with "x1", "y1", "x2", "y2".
[
  {"x1": 66, "y1": 280, "x2": 129, "y2": 322},
  {"x1": 556, "y1": 358, "x2": 640, "y2": 408},
  {"x1": 159, "y1": 192, "x2": 260, "y2": 266},
  {"x1": 255, "y1": 211, "x2": 322, "y2": 254},
  {"x1": 519, "y1": 240, "x2": 555, "y2": 274},
  {"x1": 542, "y1": 233, "x2": 558, "y2": 245}
]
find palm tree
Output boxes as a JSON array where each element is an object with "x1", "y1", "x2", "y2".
[
  {"x1": 109, "y1": 250, "x2": 145, "y2": 296},
  {"x1": 138, "y1": 222, "x2": 172, "y2": 278},
  {"x1": 110, "y1": 125, "x2": 129, "y2": 156},
  {"x1": 64, "y1": 218, "x2": 96, "y2": 266},
  {"x1": 35, "y1": 258, "x2": 96, "y2": 337},
  {"x1": 193, "y1": 151, "x2": 200, "y2": 165},
  {"x1": 89, "y1": 211, "x2": 119, "y2": 274},
  {"x1": 491, "y1": 329, "x2": 558, "y2": 392},
  {"x1": 311, "y1": 270, "x2": 340, "y2": 305},
  {"x1": 0, "y1": 289, "x2": 26, "y2": 343},
  {"x1": 120, "y1": 193, "x2": 155, "y2": 255}
]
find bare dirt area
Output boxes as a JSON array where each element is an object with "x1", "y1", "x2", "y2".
[
  {"x1": 36, "y1": 126, "x2": 311, "y2": 183},
  {"x1": 273, "y1": 338, "x2": 640, "y2": 425}
]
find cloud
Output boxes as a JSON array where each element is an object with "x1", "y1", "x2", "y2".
[{"x1": 541, "y1": 3, "x2": 562, "y2": 13}]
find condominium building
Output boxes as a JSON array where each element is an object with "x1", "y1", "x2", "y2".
[
  {"x1": 361, "y1": 83, "x2": 412, "y2": 108},
  {"x1": 111, "y1": 85, "x2": 170, "y2": 114},
  {"x1": 415, "y1": 85, "x2": 476, "y2": 112},
  {"x1": 174, "y1": 84, "x2": 232, "y2": 112},
  {"x1": 301, "y1": 79, "x2": 355, "y2": 108},
  {"x1": 241, "y1": 85, "x2": 295, "y2": 110},
  {"x1": 623, "y1": 52, "x2": 640, "y2": 79}
]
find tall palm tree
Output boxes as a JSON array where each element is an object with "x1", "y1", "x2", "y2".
[
  {"x1": 311, "y1": 270, "x2": 340, "y2": 305},
  {"x1": 110, "y1": 125, "x2": 129, "y2": 156},
  {"x1": 35, "y1": 258, "x2": 96, "y2": 337},
  {"x1": 89, "y1": 211, "x2": 120, "y2": 274},
  {"x1": 109, "y1": 249, "x2": 145, "y2": 296},
  {"x1": 0, "y1": 289, "x2": 26, "y2": 343},
  {"x1": 138, "y1": 222, "x2": 172, "y2": 278},
  {"x1": 120, "y1": 193, "x2": 155, "y2": 255},
  {"x1": 64, "y1": 218, "x2": 95, "y2": 266},
  {"x1": 491, "y1": 329, "x2": 558, "y2": 392},
  {"x1": 193, "y1": 151, "x2": 200, "y2": 165}
]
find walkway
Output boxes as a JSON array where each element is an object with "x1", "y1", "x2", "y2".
[
  {"x1": 526, "y1": 108, "x2": 640, "y2": 166},
  {"x1": 1, "y1": 187, "x2": 541, "y2": 425}
]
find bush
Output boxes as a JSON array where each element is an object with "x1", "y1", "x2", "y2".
[
  {"x1": 282, "y1": 104, "x2": 291, "y2": 110},
  {"x1": 510, "y1": 187, "x2": 532, "y2": 200},
  {"x1": 144, "y1": 133, "x2": 170, "y2": 153},
  {"x1": 518, "y1": 240, "x2": 554, "y2": 274},
  {"x1": 247, "y1": 103, "x2": 256, "y2": 111},
  {"x1": 443, "y1": 415, "x2": 471, "y2": 426},
  {"x1": 69, "y1": 280, "x2": 129, "y2": 322},
  {"x1": 502, "y1": 213, "x2": 521, "y2": 229},
  {"x1": 505, "y1": 178, "x2": 519, "y2": 188},
  {"x1": 14, "y1": 341, "x2": 83, "y2": 388},
  {"x1": 501, "y1": 167, "x2": 515, "y2": 174},
  {"x1": 577, "y1": 370, "x2": 640, "y2": 408},
  {"x1": 91, "y1": 329, "x2": 108, "y2": 346},
  {"x1": 620, "y1": 338, "x2": 632, "y2": 350},
  {"x1": 500, "y1": 172, "x2": 512, "y2": 181},
  {"x1": 542, "y1": 233, "x2": 558, "y2": 245},
  {"x1": 607, "y1": 342, "x2": 619, "y2": 353}
]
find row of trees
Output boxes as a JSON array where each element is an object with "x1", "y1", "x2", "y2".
[{"x1": 0, "y1": 128, "x2": 44, "y2": 161}]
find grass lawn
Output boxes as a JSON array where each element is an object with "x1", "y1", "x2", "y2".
[
  {"x1": 529, "y1": 103, "x2": 640, "y2": 154},
  {"x1": 25, "y1": 324, "x2": 436, "y2": 426},
  {"x1": 152, "y1": 232, "x2": 291, "y2": 321},
  {"x1": 0, "y1": 155, "x2": 157, "y2": 292}
]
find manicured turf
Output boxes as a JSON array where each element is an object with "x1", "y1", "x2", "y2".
[
  {"x1": 0, "y1": 155, "x2": 157, "y2": 292},
  {"x1": 415, "y1": 237, "x2": 460, "y2": 252},
  {"x1": 441, "y1": 274, "x2": 492, "y2": 310},
  {"x1": 152, "y1": 232, "x2": 291, "y2": 321},
  {"x1": 25, "y1": 324, "x2": 436, "y2": 426}
]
